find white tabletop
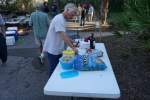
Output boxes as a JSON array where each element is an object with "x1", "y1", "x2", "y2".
[{"x1": 44, "y1": 43, "x2": 120, "y2": 99}]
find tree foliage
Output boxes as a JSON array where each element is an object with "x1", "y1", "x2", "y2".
[
  {"x1": 125, "y1": 0, "x2": 150, "y2": 30},
  {"x1": 112, "y1": 0, "x2": 150, "y2": 54}
]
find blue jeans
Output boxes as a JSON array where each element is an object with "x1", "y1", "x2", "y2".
[
  {"x1": 52, "y1": 12, "x2": 57, "y2": 19},
  {"x1": 47, "y1": 53, "x2": 62, "y2": 77},
  {"x1": 78, "y1": 15, "x2": 81, "y2": 23}
]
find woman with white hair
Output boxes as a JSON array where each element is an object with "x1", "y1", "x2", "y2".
[{"x1": 43, "y1": 3, "x2": 78, "y2": 77}]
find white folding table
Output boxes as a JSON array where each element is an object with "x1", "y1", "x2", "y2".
[{"x1": 44, "y1": 43, "x2": 120, "y2": 99}]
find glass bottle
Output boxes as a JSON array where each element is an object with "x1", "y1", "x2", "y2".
[{"x1": 89, "y1": 33, "x2": 95, "y2": 49}]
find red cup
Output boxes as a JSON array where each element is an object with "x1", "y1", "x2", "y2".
[{"x1": 84, "y1": 38, "x2": 88, "y2": 42}]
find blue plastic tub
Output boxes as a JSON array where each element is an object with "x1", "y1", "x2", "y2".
[{"x1": 59, "y1": 56, "x2": 75, "y2": 70}]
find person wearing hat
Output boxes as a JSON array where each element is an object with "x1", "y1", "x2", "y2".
[
  {"x1": 50, "y1": 1, "x2": 58, "y2": 19},
  {"x1": 29, "y1": 2, "x2": 50, "y2": 65},
  {"x1": 0, "y1": 14, "x2": 7, "y2": 67}
]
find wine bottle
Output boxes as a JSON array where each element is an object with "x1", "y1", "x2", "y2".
[{"x1": 89, "y1": 33, "x2": 95, "y2": 49}]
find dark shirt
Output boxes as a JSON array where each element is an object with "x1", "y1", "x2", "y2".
[
  {"x1": 50, "y1": 4, "x2": 57, "y2": 12},
  {"x1": 42, "y1": 5, "x2": 49, "y2": 13},
  {"x1": 81, "y1": 9, "x2": 86, "y2": 18}
]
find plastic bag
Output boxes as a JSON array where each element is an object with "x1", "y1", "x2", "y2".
[{"x1": 74, "y1": 54, "x2": 107, "y2": 71}]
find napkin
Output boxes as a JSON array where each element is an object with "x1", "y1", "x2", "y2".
[{"x1": 60, "y1": 71, "x2": 79, "y2": 79}]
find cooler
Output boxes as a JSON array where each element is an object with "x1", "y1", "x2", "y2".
[
  {"x1": 6, "y1": 30, "x2": 18, "y2": 41},
  {"x1": 7, "y1": 27, "x2": 18, "y2": 31},
  {"x1": 6, "y1": 36, "x2": 15, "y2": 46}
]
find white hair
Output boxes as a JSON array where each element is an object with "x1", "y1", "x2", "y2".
[{"x1": 64, "y1": 3, "x2": 77, "y2": 13}]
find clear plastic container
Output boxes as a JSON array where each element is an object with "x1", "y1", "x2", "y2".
[{"x1": 59, "y1": 56, "x2": 75, "y2": 70}]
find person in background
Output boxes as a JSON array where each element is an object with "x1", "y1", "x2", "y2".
[
  {"x1": 0, "y1": 14, "x2": 7, "y2": 67},
  {"x1": 88, "y1": 4, "x2": 94, "y2": 22},
  {"x1": 80, "y1": 4, "x2": 86, "y2": 26},
  {"x1": 50, "y1": 1, "x2": 58, "y2": 19},
  {"x1": 29, "y1": 2, "x2": 50, "y2": 65},
  {"x1": 43, "y1": 3, "x2": 78, "y2": 77},
  {"x1": 42, "y1": 1, "x2": 50, "y2": 16},
  {"x1": 77, "y1": 4, "x2": 82, "y2": 23}
]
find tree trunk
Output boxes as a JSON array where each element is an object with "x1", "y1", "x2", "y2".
[{"x1": 100, "y1": 0, "x2": 109, "y2": 24}]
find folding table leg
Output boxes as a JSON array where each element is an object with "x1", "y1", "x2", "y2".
[
  {"x1": 71, "y1": 97, "x2": 80, "y2": 100},
  {"x1": 76, "y1": 28, "x2": 80, "y2": 38},
  {"x1": 71, "y1": 97, "x2": 74, "y2": 100},
  {"x1": 71, "y1": 97, "x2": 95, "y2": 100}
]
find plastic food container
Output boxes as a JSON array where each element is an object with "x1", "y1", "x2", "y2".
[
  {"x1": 62, "y1": 50, "x2": 75, "y2": 56},
  {"x1": 59, "y1": 56, "x2": 75, "y2": 70}
]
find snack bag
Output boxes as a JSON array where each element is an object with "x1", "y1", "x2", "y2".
[{"x1": 74, "y1": 53, "x2": 107, "y2": 71}]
